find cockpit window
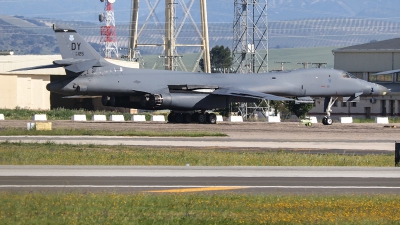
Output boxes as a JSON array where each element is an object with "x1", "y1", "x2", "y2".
[{"x1": 342, "y1": 72, "x2": 357, "y2": 79}]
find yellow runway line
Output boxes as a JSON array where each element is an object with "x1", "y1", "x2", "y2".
[{"x1": 145, "y1": 186, "x2": 246, "y2": 193}]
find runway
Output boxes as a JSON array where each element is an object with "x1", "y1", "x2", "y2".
[{"x1": 1, "y1": 166, "x2": 400, "y2": 194}]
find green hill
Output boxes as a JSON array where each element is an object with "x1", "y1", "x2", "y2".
[{"x1": 140, "y1": 47, "x2": 335, "y2": 72}]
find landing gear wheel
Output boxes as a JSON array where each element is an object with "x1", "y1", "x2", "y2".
[
  {"x1": 192, "y1": 112, "x2": 199, "y2": 122},
  {"x1": 323, "y1": 97, "x2": 337, "y2": 126},
  {"x1": 183, "y1": 113, "x2": 192, "y2": 123},
  {"x1": 168, "y1": 113, "x2": 176, "y2": 123},
  {"x1": 175, "y1": 113, "x2": 183, "y2": 123},
  {"x1": 326, "y1": 117, "x2": 333, "y2": 125},
  {"x1": 207, "y1": 113, "x2": 217, "y2": 124},
  {"x1": 198, "y1": 113, "x2": 207, "y2": 124},
  {"x1": 322, "y1": 116, "x2": 333, "y2": 125}
]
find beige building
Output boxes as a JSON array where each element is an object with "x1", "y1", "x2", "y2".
[
  {"x1": 0, "y1": 55, "x2": 138, "y2": 110},
  {"x1": 0, "y1": 55, "x2": 64, "y2": 110},
  {"x1": 309, "y1": 38, "x2": 400, "y2": 118}
]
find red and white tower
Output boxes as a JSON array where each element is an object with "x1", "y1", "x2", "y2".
[{"x1": 99, "y1": 0, "x2": 119, "y2": 58}]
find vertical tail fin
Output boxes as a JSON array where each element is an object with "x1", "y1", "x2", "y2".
[{"x1": 53, "y1": 24, "x2": 103, "y2": 60}]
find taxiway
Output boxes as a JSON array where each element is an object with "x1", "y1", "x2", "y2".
[{"x1": 1, "y1": 166, "x2": 400, "y2": 194}]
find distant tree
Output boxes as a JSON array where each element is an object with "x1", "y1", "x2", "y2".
[
  {"x1": 285, "y1": 101, "x2": 314, "y2": 119},
  {"x1": 199, "y1": 45, "x2": 233, "y2": 73}
]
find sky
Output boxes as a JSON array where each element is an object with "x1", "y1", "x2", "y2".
[{"x1": 2, "y1": 0, "x2": 399, "y2": 24}]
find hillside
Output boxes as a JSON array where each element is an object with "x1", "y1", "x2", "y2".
[
  {"x1": 2, "y1": 15, "x2": 399, "y2": 56},
  {"x1": 1, "y1": 0, "x2": 400, "y2": 23}
]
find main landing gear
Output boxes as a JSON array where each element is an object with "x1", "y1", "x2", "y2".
[
  {"x1": 168, "y1": 111, "x2": 217, "y2": 124},
  {"x1": 322, "y1": 97, "x2": 337, "y2": 125}
]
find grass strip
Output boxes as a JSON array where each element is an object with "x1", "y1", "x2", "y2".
[
  {"x1": 0, "y1": 128, "x2": 227, "y2": 137},
  {"x1": 0, "y1": 107, "x2": 154, "y2": 121},
  {"x1": 1, "y1": 193, "x2": 400, "y2": 224},
  {"x1": 0, "y1": 142, "x2": 393, "y2": 166}
]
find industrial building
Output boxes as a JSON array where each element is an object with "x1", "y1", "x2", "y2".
[
  {"x1": 309, "y1": 38, "x2": 400, "y2": 118},
  {"x1": 0, "y1": 55, "x2": 63, "y2": 110}
]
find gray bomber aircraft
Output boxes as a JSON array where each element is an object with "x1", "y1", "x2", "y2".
[{"x1": 20, "y1": 24, "x2": 390, "y2": 125}]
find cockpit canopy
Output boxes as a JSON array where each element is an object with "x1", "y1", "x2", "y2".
[{"x1": 342, "y1": 72, "x2": 357, "y2": 79}]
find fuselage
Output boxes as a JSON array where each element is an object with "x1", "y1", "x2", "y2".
[
  {"x1": 47, "y1": 65, "x2": 388, "y2": 99},
  {"x1": 46, "y1": 23, "x2": 390, "y2": 111}
]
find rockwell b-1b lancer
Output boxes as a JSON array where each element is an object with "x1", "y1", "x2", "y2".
[{"x1": 21, "y1": 24, "x2": 390, "y2": 125}]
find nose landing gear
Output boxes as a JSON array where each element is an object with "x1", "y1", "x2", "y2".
[
  {"x1": 322, "y1": 97, "x2": 337, "y2": 125},
  {"x1": 322, "y1": 116, "x2": 333, "y2": 125}
]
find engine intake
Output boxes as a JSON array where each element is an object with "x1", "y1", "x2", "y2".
[{"x1": 141, "y1": 94, "x2": 163, "y2": 107}]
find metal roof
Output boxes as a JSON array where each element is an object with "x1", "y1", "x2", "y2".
[{"x1": 333, "y1": 38, "x2": 400, "y2": 52}]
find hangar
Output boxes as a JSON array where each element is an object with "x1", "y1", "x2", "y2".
[
  {"x1": 310, "y1": 39, "x2": 400, "y2": 118},
  {"x1": 0, "y1": 54, "x2": 64, "y2": 110},
  {"x1": 0, "y1": 54, "x2": 138, "y2": 110}
]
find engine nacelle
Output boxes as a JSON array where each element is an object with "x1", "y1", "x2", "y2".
[
  {"x1": 100, "y1": 93, "x2": 229, "y2": 110},
  {"x1": 161, "y1": 93, "x2": 228, "y2": 110}
]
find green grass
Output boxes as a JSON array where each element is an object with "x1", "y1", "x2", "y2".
[
  {"x1": 0, "y1": 142, "x2": 393, "y2": 166},
  {"x1": 1, "y1": 193, "x2": 399, "y2": 224},
  {"x1": 353, "y1": 118, "x2": 376, "y2": 123},
  {"x1": 0, "y1": 107, "x2": 161, "y2": 121},
  {"x1": 0, "y1": 128, "x2": 226, "y2": 137},
  {"x1": 269, "y1": 47, "x2": 335, "y2": 70}
]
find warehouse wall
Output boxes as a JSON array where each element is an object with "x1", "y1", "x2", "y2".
[
  {"x1": 0, "y1": 74, "x2": 50, "y2": 110},
  {"x1": 334, "y1": 52, "x2": 400, "y2": 72}
]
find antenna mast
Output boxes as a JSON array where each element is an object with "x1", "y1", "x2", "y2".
[
  {"x1": 233, "y1": 0, "x2": 270, "y2": 119},
  {"x1": 99, "y1": 0, "x2": 119, "y2": 58},
  {"x1": 233, "y1": 0, "x2": 268, "y2": 74}
]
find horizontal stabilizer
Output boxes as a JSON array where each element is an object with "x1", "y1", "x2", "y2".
[
  {"x1": 10, "y1": 64, "x2": 62, "y2": 72},
  {"x1": 10, "y1": 59, "x2": 109, "y2": 73},
  {"x1": 64, "y1": 59, "x2": 103, "y2": 73},
  {"x1": 54, "y1": 58, "x2": 108, "y2": 67},
  {"x1": 212, "y1": 87, "x2": 293, "y2": 101}
]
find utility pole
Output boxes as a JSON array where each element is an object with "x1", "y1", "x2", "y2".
[
  {"x1": 165, "y1": 0, "x2": 177, "y2": 70},
  {"x1": 275, "y1": 61, "x2": 290, "y2": 71},
  {"x1": 200, "y1": 0, "x2": 211, "y2": 73},
  {"x1": 129, "y1": 0, "x2": 140, "y2": 61}
]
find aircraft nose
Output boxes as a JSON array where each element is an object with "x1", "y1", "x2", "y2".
[{"x1": 371, "y1": 84, "x2": 390, "y2": 96}]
